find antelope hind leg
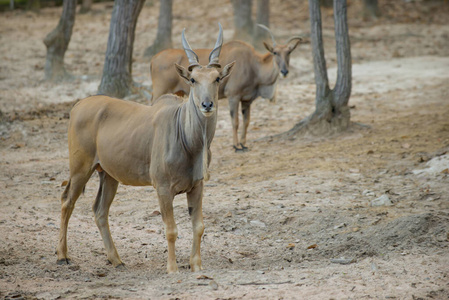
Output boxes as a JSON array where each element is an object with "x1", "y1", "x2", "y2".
[
  {"x1": 57, "y1": 169, "x2": 93, "y2": 265},
  {"x1": 239, "y1": 101, "x2": 251, "y2": 151},
  {"x1": 93, "y1": 170, "x2": 123, "y2": 268}
]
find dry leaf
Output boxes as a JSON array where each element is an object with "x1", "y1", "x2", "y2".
[
  {"x1": 307, "y1": 244, "x2": 317, "y2": 249},
  {"x1": 149, "y1": 210, "x2": 161, "y2": 217},
  {"x1": 286, "y1": 243, "x2": 295, "y2": 250},
  {"x1": 197, "y1": 274, "x2": 213, "y2": 280}
]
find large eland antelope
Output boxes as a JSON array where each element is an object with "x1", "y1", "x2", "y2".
[
  {"x1": 56, "y1": 24, "x2": 234, "y2": 273},
  {"x1": 150, "y1": 25, "x2": 302, "y2": 151}
]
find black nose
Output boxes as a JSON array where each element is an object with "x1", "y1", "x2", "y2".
[
  {"x1": 202, "y1": 101, "x2": 213, "y2": 112},
  {"x1": 281, "y1": 69, "x2": 289, "y2": 76}
]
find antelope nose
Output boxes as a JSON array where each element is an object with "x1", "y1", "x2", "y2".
[
  {"x1": 202, "y1": 101, "x2": 213, "y2": 112},
  {"x1": 281, "y1": 69, "x2": 289, "y2": 77}
]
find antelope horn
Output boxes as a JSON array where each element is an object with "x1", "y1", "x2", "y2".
[
  {"x1": 181, "y1": 28, "x2": 200, "y2": 71},
  {"x1": 257, "y1": 24, "x2": 277, "y2": 47},
  {"x1": 286, "y1": 36, "x2": 303, "y2": 44},
  {"x1": 208, "y1": 23, "x2": 223, "y2": 68}
]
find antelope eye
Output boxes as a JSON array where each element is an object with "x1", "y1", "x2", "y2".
[
  {"x1": 190, "y1": 78, "x2": 195, "y2": 84},
  {"x1": 273, "y1": 51, "x2": 278, "y2": 55},
  {"x1": 215, "y1": 77, "x2": 220, "y2": 83}
]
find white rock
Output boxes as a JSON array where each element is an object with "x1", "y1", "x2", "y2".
[
  {"x1": 371, "y1": 194, "x2": 392, "y2": 207},
  {"x1": 250, "y1": 220, "x2": 266, "y2": 228}
]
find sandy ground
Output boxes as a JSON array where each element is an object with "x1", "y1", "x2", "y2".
[{"x1": 1, "y1": 1, "x2": 449, "y2": 299}]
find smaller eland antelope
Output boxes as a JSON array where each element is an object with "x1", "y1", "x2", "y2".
[
  {"x1": 56, "y1": 24, "x2": 234, "y2": 273},
  {"x1": 150, "y1": 24, "x2": 302, "y2": 151}
]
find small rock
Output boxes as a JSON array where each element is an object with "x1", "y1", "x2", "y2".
[
  {"x1": 371, "y1": 194, "x2": 392, "y2": 207},
  {"x1": 250, "y1": 220, "x2": 266, "y2": 227},
  {"x1": 334, "y1": 222, "x2": 346, "y2": 229},
  {"x1": 209, "y1": 280, "x2": 219, "y2": 290},
  {"x1": 330, "y1": 257, "x2": 356, "y2": 265},
  {"x1": 371, "y1": 262, "x2": 378, "y2": 273},
  {"x1": 362, "y1": 190, "x2": 375, "y2": 197}
]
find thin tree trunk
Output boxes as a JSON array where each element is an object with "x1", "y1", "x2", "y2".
[
  {"x1": 232, "y1": 0, "x2": 253, "y2": 42},
  {"x1": 98, "y1": 0, "x2": 145, "y2": 98},
  {"x1": 334, "y1": 0, "x2": 352, "y2": 109},
  {"x1": 253, "y1": 0, "x2": 269, "y2": 48},
  {"x1": 43, "y1": 0, "x2": 76, "y2": 82},
  {"x1": 282, "y1": 0, "x2": 351, "y2": 137},
  {"x1": 79, "y1": 0, "x2": 93, "y2": 14},
  {"x1": 309, "y1": 0, "x2": 331, "y2": 118},
  {"x1": 144, "y1": 0, "x2": 173, "y2": 58}
]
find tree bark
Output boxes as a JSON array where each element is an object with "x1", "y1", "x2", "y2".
[
  {"x1": 98, "y1": 0, "x2": 145, "y2": 98},
  {"x1": 232, "y1": 0, "x2": 253, "y2": 42},
  {"x1": 144, "y1": 0, "x2": 173, "y2": 59},
  {"x1": 284, "y1": 0, "x2": 352, "y2": 137},
  {"x1": 253, "y1": 0, "x2": 270, "y2": 48},
  {"x1": 43, "y1": 0, "x2": 76, "y2": 82},
  {"x1": 334, "y1": 0, "x2": 352, "y2": 109},
  {"x1": 79, "y1": 0, "x2": 93, "y2": 14}
]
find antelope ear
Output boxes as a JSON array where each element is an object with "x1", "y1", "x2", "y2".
[
  {"x1": 219, "y1": 61, "x2": 235, "y2": 81},
  {"x1": 263, "y1": 42, "x2": 274, "y2": 54},
  {"x1": 288, "y1": 38, "x2": 302, "y2": 52},
  {"x1": 175, "y1": 63, "x2": 192, "y2": 85}
]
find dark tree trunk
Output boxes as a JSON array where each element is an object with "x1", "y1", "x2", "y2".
[
  {"x1": 98, "y1": 0, "x2": 145, "y2": 98},
  {"x1": 232, "y1": 0, "x2": 253, "y2": 42},
  {"x1": 363, "y1": 0, "x2": 380, "y2": 20},
  {"x1": 79, "y1": 0, "x2": 93, "y2": 14},
  {"x1": 43, "y1": 0, "x2": 76, "y2": 82},
  {"x1": 144, "y1": 0, "x2": 173, "y2": 59},
  {"x1": 253, "y1": 0, "x2": 270, "y2": 48},
  {"x1": 284, "y1": 0, "x2": 352, "y2": 137}
]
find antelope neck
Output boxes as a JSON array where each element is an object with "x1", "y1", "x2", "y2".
[{"x1": 177, "y1": 92, "x2": 216, "y2": 155}]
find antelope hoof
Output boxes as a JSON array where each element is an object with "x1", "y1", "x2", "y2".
[
  {"x1": 167, "y1": 266, "x2": 179, "y2": 274},
  {"x1": 234, "y1": 144, "x2": 249, "y2": 152},
  {"x1": 191, "y1": 264, "x2": 203, "y2": 272},
  {"x1": 115, "y1": 263, "x2": 127, "y2": 270},
  {"x1": 57, "y1": 258, "x2": 71, "y2": 265}
]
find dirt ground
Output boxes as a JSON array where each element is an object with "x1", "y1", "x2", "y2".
[{"x1": 1, "y1": 1, "x2": 449, "y2": 299}]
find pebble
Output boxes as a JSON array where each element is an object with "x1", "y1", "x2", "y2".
[
  {"x1": 209, "y1": 280, "x2": 219, "y2": 290},
  {"x1": 250, "y1": 220, "x2": 266, "y2": 227},
  {"x1": 371, "y1": 194, "x2": 392, "y2": 207}
]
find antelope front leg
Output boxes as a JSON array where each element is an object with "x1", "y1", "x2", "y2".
[
  {"x1": 157, "y1": 188, "x2": 178, "y2": 273},
  {"x1": 228, "y1": 97, "x2": 241, "y2": 150},
  {"x1": 187, "y1": 182, "x2": 205, "y2": 272}
]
